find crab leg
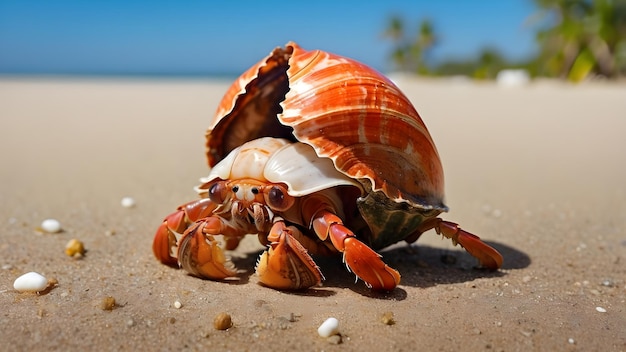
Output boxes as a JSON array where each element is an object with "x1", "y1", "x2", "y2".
[
  {"x1": 256, "y1": 220, "x2": 323, "y2": 290},
  {"x1": 300, "y1": 193, "x2": 401, "y2": 291},
  {"x1": 310, "y1": 211, "x2": 401, "y2": 291},
  {"x1": 419, "y1": 218, "x2": 503, "y2": 269}
]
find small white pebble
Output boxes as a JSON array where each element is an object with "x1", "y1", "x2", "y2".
[
  {"x1": 601, "y1": 279, "x2": 613, "y2": 287},
  {"x1": 41, "y1": 219, "x2": 62, "y2": 233},
  {"x1": 121, "y1": 197, "x2": 136, "y2": 208},
  {"x1": 174, "y1": 300, "x2": 182, "y2": 309},
  {"x1": 14, "y1": 272, "x2": 49, "y2": 292},
  {"x1": 595, "y1": 306, "x2": 607, "y2": 313},
  {"x1": 568, "y1": 338, "x2": 575, "y2": 344},
  {"x1": 317, "y1": 317, "x2": 340, "y2": 338}
]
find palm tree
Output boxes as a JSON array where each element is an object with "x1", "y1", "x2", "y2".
[
  {"x1": 382, "y1": 16, "x2": 437, "y2": 74},
  {"x1": 382, "y1": 15, "x2": 409, "y2": 71},
  {"x1": 473, "y1": 48, "x2": 507, "y2": 79},
  {"x1": 413, "y1": 19, "x2": 437, "y2": 74},
  {"x1": 531, "y1": 0, "x2": 626, "y2": 81}
]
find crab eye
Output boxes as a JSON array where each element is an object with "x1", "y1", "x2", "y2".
[
  {"x1": 263, "y1": 184, "x2": 294, "y2": 211},
  {"x1": 208, "y1": 181, "x2": 228, "y2": 204}
]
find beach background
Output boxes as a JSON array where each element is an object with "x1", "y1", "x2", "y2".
[
  {"x1": 1, "y1": 75, "x2": 625, "y2": 352},
  {"x1": 1, "y1": 1, "x2": 626, "y2": 351}
]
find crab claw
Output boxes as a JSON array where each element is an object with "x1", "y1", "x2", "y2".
[
  {"x1": 427, "y1": 219, "x2": 503, "y2": 269},
  {"x1": 313, "y1": 211, "x2": 401, "y2": 291},
  {"x1": 153, "y1": 211, "x2": 183, "y2": 267},
  {"x1": 153, "y1": 198, "x2": 220, "y2": 267},
  {"x1": 177, "y1": 219, "x2": 238, "y2": 280},
  {"x1": 256, "y1": 221, "x2": 323, "y2": 290}
]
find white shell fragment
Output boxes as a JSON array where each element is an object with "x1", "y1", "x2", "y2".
[
  {"x1": 174, "y1": 300, "x2": 182, "y2": 309},
  {"x1": 596, "y1": 306, "x2": 607, "y2": 313},
  {"x1": 121, "y1": 197, "x2": 136, "y2": 208},
  {"x1": 317, "y1": 317, "x2": 340, "y2": 338},
  {"x1": 13, "y1": 272, "x2": 49, "y2": 292},
  {"x1": 41, "y1": 219, "x2": 62, "y2": 233}
]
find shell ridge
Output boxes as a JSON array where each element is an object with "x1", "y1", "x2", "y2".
[
  {"x1": 207, "y1": 45, "x2": 293, "y2": 166},
  {"x1": 207, "y1": 41, "x2": 446, "y2": 215}
]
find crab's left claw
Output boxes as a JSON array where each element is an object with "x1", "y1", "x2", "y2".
[
  {"x1": 423, "y1": 218, "x2": 503, "y2": 269},
  {"x1": 256, "y1": 221, "x2": 323, "y2": 290}
]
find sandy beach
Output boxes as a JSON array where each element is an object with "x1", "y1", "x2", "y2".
[{"x1": 1, "y1": 76, "x2": 624, "y2": 351}]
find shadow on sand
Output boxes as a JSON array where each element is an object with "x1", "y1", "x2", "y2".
[{"x1": 222, "y1": 240, "x2": 530, "y2": 300}]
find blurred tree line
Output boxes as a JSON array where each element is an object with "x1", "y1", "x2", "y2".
[{"x1": 383, "y1": 0, "x2": 626, "y2": 81}]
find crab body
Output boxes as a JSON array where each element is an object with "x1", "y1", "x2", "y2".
[
  {"x1": 154, "y1": 137, "x2": 402, "y2": 290},
  {"x1": 153, "y1": 42, "x2": 503, "y2": 291}
]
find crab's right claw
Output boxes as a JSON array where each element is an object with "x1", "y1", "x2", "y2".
[
  {"x1": 255, "y1": 221, "x2": 323, "y2": 290},
  {"x1": 153, "y1": 210, "x2": 185, "y2": 267},
  {"x1": 153, "y1": 198, "x2": 220, "y2": 268},
  {"x1": 177, "y1": 219, "x2": 238, "y2": 280}
]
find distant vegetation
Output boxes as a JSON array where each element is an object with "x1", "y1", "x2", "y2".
[{"x1": 382, "y1": 0, "x2": 626, "y2": 82}]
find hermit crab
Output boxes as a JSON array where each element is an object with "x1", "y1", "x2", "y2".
[{"x1": 152, "y1": 42, "x2": 503, "y2": 291}]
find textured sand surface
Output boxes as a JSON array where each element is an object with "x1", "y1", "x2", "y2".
[{"x1": 1, "y1": 77, "x2": 624, "y2": 351}]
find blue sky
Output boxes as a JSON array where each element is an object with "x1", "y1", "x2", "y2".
[{"x1": 0, "y1": 0, "x2": 538, "y2": 75}]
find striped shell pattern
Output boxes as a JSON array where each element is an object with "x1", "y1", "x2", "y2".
[{"x1": 205, "y1": 42, "x2": 447, "y2": 249}]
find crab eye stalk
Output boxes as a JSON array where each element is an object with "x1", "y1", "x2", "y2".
[
  {"x1": 263, "y1": 184, "x2": 294, "y2": 211},
  {"x1": 208, "y1": 181, "x2": 229, "y2": 204}
]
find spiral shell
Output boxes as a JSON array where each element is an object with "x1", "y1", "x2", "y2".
[{"x1": 206, "y1": 42, "x2": 447, "y2": 248}]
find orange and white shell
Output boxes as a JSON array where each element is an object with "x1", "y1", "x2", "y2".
[
  {"x1": 207, "y1": 42, "x2": 444, "y2": 207},
  {"x1": 206, "y1": 42, "x2": 447, "y2": 248}
]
